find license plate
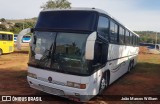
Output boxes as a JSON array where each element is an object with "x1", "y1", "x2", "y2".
[{"x1": 39, "y1": 85, "x2": 64, "y2": 95}]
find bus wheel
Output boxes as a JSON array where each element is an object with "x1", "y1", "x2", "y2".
[
  {"x1": 99, "y1": 75, "x2": 107, "y2": 95},
  {"x1": 131, "y1": 60, "x2": 134, "y2": 69},
  {"x1": 128, "y1": 62, "x2": 131, "y2": 72},
  {"x1": 0, "y1": 49, "x2": 2, "y2": 56}
]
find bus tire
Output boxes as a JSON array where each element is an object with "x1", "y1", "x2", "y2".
[
  {"x1": 99, "y1": 71, "x2": 109, "y2": 95},
  {"x1": 0, "y1": 49, "x2": 2, "y2": 56},
  {"x1": 128, "y1": 61, "x2": 132, "y2": 72},
  {"x1": 99, "y1": 76, "x2": 106, "y2": 95},
  {"x1": 132, "y1": 60, "x2": 134, "y2": 69}
]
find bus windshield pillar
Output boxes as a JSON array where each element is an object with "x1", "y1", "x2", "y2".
[{"x1": 85, "y1": 31, "x2": 97, "y2": 60}]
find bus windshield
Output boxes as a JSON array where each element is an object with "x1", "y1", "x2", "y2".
[
  {"x1": 35, "y1": 11, "x2": 97, "y2": 31},
  {"x1": 29, "y1": 31, "x2": 90, "y2": 75}
]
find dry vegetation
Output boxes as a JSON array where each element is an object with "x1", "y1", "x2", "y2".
[
  {"x1": 7, "y1": 18, "x2": 36, "y2": 23},
  {"x1": 0, "y1": 46, "x2": 160, "y2": 104}
]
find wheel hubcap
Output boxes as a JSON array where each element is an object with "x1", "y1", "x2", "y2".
[{"x1": 101, "y1": 78, "x2": 106, "y2": 90}]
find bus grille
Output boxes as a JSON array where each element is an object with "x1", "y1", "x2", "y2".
[
  {"x1": 39, "y1": 85, "x2": 65, "y2": 96},
  {"x1": 37, "y1": 77, "x2": 66, "y2": 86},
  {"x1": 37, "y1": 77, "x2": 48, "y2": 82}
]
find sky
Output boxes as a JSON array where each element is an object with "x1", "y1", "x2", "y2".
[{"x1": 0, "y1": 0, "x2": 160, "y2": 32}]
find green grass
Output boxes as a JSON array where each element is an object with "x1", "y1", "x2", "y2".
[{"x1": 134, "y1": 63, "x2": 160, "y2": 77}]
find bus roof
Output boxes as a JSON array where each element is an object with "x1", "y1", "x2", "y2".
[
  {"x1": 0, "y1": 31, "x2": 14, "y2": 35},
  {"x1": 42, "y1": 7, "x2": 139, "y2": 37},
  {"x1": 42, "y1": 7, "x2": 110, "y2": 16}
]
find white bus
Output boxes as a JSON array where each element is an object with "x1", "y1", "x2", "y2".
[{"x1": 17, "y1": 8, "x2": 139, "y2": 102}]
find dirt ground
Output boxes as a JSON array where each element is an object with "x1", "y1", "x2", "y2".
[{"x1": 0, "y1": 46, "x2": 160, "y2": 104}]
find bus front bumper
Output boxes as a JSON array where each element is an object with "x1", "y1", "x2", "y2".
[{"x1": 27, "y1": 76, "x2": 93, "y2": 102}]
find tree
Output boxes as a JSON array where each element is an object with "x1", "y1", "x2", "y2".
[
  {"x1": 0, "y1": 18, "x2": 6, "y2": 22},
  {"x1": 0, "y1": 24, "x2": 7, "y2": 31},
  {"x1": 41, "y1": 0, "x2": 71, "y2": 10},
  {"x1": 9, "y1": 22, "x2": 35, "y2": 34}
]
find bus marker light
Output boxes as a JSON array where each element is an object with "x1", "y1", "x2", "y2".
[
  {"x1": 67, "y1": 81, "x2": 86, "y2": 89},
  {"x1": 80, "y1": 84, "x2": 86, "y2": 89}
]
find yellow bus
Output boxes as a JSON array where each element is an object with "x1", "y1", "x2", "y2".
[{"x1": 0, "y1": 31, "x2": 14, "y2": 55}]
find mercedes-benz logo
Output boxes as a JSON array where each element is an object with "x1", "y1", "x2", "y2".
[{"x1": 48, "y1": 77, "x2": 52, "y2": 83}]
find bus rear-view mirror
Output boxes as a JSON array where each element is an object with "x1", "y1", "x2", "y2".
[
  {"x1": 17, "y1": 28, "x2": 31, "y2": 50},
  {"x1": 85, "y1": 32, "x2": 97, "y2": 60}
]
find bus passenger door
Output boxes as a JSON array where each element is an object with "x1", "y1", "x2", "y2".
[
  {"x1": 91, "y1": 39, "x2": 108, "y2": 94},
  {"x1": 85, "y1": 32, "x2": 109, "y2": 95}
]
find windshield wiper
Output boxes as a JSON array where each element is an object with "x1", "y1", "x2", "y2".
[
  {"x1": 36, "y1": 42, "x2": 54, "y2": 68},
  {"x1": 52, "y1": 53, "x2": 68, "y2": 73}
]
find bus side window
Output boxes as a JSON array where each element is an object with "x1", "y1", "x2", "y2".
[
  {"x1": 125, "y1": 30, "x2": 130, "y2": 45},
  {"x1": 134, "y1": 36, "x2": 136, "y2": 46},
  {"x1": 11, "y1": 35, "x2": 13, "y2": 41},
  {"x1": 119, "y1": 26, "x2": 125, "y2": 44},
  {"x1": 132, "y1": 34, "x2": 135, "y2": 46},
  {"x1": 110, "y1": 21, "x2": 118, "y2": 44},
  {"x1": 130, "y1": 33, "x2": 132, "y2": 45},
  {"x1": 2, "y1": 34, "x2": 7, "y2": 40},
  {"x1": 93, "y1": 43, "x2": 102, "y2": 65},
  {"x1": 136, "y1": 36, "x2": 138, "y2": 46},
  {"x1": 97, "y1": 16, "x2": 109, "y2": 40},
  {"x1": 8, "y1": 35, "x2": 13, "y2": 41},
  {"x1": 137, "y1": 36, "x2": 139, "y2": 46},
  {"x1": 92, "y1": 41, "x2": 108, "y2": 70},
  {"x1": 0, "y1": 34, "x2": 2, "y2": 40}
]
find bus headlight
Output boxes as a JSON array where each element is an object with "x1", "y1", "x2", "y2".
[
  {"x1": 28, "y1": 72, "x2": 37, "y2": 79},
  {"x1": 67, "y1": 81, "x2": 86, "y2": 89},
  {"x1": 67, "y1": 81, "x2": 74, "y2": 87}
]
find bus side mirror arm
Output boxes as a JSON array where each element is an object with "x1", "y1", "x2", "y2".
[
  {"x1": 16, "y1": 28, "x2": 31, "y2": 50},
  {"x1": 85, "y1": 32, "x2": 97, "y2": 60}
]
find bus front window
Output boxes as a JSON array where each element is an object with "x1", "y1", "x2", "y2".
[
  {"x1": 53, "y1": 32, "x2": 89, "y2": 75},
  {"x1": 29, "y1": 32, "x2": 56, "y2": 68},
  {"x1": 29, "y1": 31, "x2": 90, "y2": 75}
]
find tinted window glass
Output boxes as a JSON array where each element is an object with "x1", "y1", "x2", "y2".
[
  {"x1": 1, "y1": 34, "x2": 7, "y2": 40},
  {"x1": 29, "y1": 31, "x2": 90, "y2": 75},
  {"x1": 135, "y1": 36, "x2": 137, "y2": 46},
  {"x1": 134, "y1": 35, "x2": 136, "y2": 45},
  {"x1": 119, "y1": 26, "x2": 125, "y2": 44},
  {"x1": 97, "y1": 16, "x2": 109, "y2": 40},
  {"x1": 36, "y1": 11, "x2": 97, "y2": 31},
  {"x1": 125, "y1": 30, "x2": 130, "y2": 45},
  {"x1": 0, "y1": 34, "x2": 2, "y2": 40},
  {"x1": 132, "y1": 34, "x2": 134, "y2": 45},
  {"x1": 137, "y1": 37, "x2": 139, "y2": 46},
  {"x1": 8, "y1": 35, "x2": 13, "y2": 41},
  {"x1": 130, "y1": 33, "x2": 132, "y2": 45},
  {"x1": 110, "y1": 21, "x2": 118, "y2": 43},
  {"x1": 24, "y1": 36, "x2": 31, "y2": 38},
  {"x1": 136, "y1": 36, "x2": 138, "y2": 46}
]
